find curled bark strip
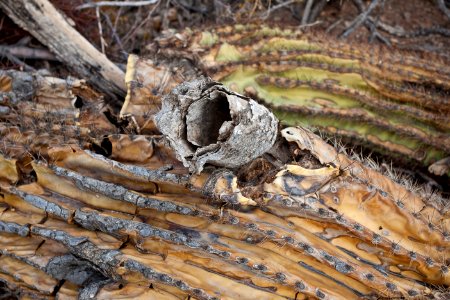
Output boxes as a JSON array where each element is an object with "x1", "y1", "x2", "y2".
[{"x1": 155, "y1": 77, "x2": 278, "y2": 173}]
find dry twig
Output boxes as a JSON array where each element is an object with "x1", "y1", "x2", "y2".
[
  {"x1": 301, "y1": 0, "x2": 315, "y2": 25},
  {"x1": 307, "y1": 0, "x2": 329, "y2": 23},
  {"x1": 77, "y1": 0, "x2": 159, "y2": 10},
  {"x1": 0, "y1": 45, "x2": 56, "y2": 61},
  {"x1": 341, "y1": 0, "x2": 380, "y2": 38},
  {"x1": 436, "y1": 0, "x2": 450, "y2": 20},
  {"x1": 262, "y1": 0, "x2": 301, "y2": 20}
]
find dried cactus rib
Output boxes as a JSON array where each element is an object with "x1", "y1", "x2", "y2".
[
  {"x1": 281, "y1": 127, "x2": 449, "y2": 237},
  {"x1": 77, "y1": 213, "x2": 299, "y2": 299},
  {"x1": 0, "y1": 232, "x2": 104, "y2": 298},
  {"x1": 76, "y1": 208, "x2": 366, "y2": 299},
  {"x1": 194, "y1": 24, "x2": 450, "y2": 85},
  {"x1": 1, "y1": 158, "x2": 291, "y2": 297},
  {"x1": 0, "y1": 178, "x2": 359, "y2": 298},
  {"x1": 254, "y1": 75, "x2": 450, "y2": 131},
  {"x1": 0, "y1": 204, "x2": 215, "y2": 299},
  {"x1": 0, "y1": 159, "x2": 394, "y2": 298},
  {"x1": 49, "y1": 158, "x2": 436, "y2": 294},
  {"x1": 269, "y1": 127, "x2": 449, "y2": 282},
  {"x1": 0, "y1": 253, "x2": 59, "y2": 295},
  {"x1": 0, "y1": 145, "x2": 446, "y2": 298},
  {"x1": 0, "y1": 219, "x2": 290, "y2": 300},
  {"x1": 121, "y1": 55, "x2": 187, "y2": 134},
  {"x1": 0, "y1": 70, "x2": 119, "y2": 162},
  {"x1": 95, "y1": 282, "x2": 183, "y2": 300},
  {"x1": 0, "y1": 272, "x2": 54, "y2": 300},
  {"x1": 149, "y1": 207, "x2": 412, "y2": 298}
]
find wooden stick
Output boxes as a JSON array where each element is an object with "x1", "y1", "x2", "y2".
[
  {"x1": 77, "y1": 0, "x2": 159, "y2": 10},
  {"x1": 341, "y1": 0, "x2": 380, "y2": 38},
  {"x1": 0, "y1": 0, "x2": 126, "y2": 99},
  {"x1": 0, "y1": 45, "x2": 57, "y2": 60}
]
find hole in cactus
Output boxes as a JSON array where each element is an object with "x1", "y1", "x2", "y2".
[
  {"x1": 186, "y1": 92, "x2": 232, "y2": 147},
  {"x1": 72, "y1": 96, "x2": 83, "y2": 109},
  {"x1": 100, "y1": 137, "x2": 112, "y2": 156},
  {"x1": 91, "y1": 138, "x2": 112, "y2": 157}
]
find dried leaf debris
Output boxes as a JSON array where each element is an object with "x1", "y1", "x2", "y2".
[{"x1": 0, "y1": 65, "x2": 449, "y2": 299}]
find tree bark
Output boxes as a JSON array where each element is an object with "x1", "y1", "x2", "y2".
[{"x1": 0, "y1": 0, "x2": 126, "y2": 99}]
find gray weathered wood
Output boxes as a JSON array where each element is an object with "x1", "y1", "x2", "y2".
[{"x1": 0, "y1": 0, "x2": 126, "y2": 99}]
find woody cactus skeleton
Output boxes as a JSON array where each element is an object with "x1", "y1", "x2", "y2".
[{"x1": 0, "y1": 69, "x2": 449, "y2": 299}]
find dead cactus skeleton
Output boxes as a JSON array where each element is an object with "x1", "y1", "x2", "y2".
[{"x1": 0, "y1": 67, "x2": 449, "y2": 299}]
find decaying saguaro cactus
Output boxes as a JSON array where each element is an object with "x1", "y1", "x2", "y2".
[
  {"x1": 139, "y1": 23, "x2": 450, "y2": 176},
  {"x1": 0, "y1": 68, "x2": 449, "y2": 299}
]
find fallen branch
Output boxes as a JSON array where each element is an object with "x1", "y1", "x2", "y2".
[
  {"x1": 262, "y1": 0, "x2": 301, "y2": 20},
  {"x1": 301, "y1": 0, "x2": 315, "y2": 25},
  {"x1": 373, "y1": 20, "x2": 450, "y2": 38},
  {"x1": 0, "y1": 47, "x2": 35, "y2": 71},
  {"x1": 436, "y1": 0, "x2": 450, "y2": 20},
  {"x1": 307, "y1": 0, "x2": 329, "y2": 23},
  {"x1": 341, "y1": 0, "x2": 380, "y2": 38},
  {"x1": 0, "y1": 0, "x2": 126, "y2": 99},
  {"x1": 0, "y1": 45, "x2": 57, "y2": 61},
  {"x1": 76, "y1": 0, "x2": 159, "y2": 10}
]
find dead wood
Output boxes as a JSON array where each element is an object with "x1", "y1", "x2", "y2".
[
  {"x1": 0, "y1": 0, "x2": 126, "y2": 100},
  {"x1": 155, "y1": 77, "x2": 279, "y2": 173},
  {"x1": 0, "y1": 45, "x2": 56, "y2": 61}
]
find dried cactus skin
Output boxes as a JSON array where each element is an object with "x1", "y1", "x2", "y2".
[
  {"x1": 1, "y1": 71, "x2": 450, "y2": 299},
  {"x1": 147, "y1": 24, "x2": 450, "y2": 174}
]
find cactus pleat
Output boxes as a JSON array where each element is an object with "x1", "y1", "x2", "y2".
[
  {"x1": 146, "y1": 24, "x2": 450, "y2": 172},
  {"x1": 1, "y1": 58, "x2": 449, "y2": 298}
]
